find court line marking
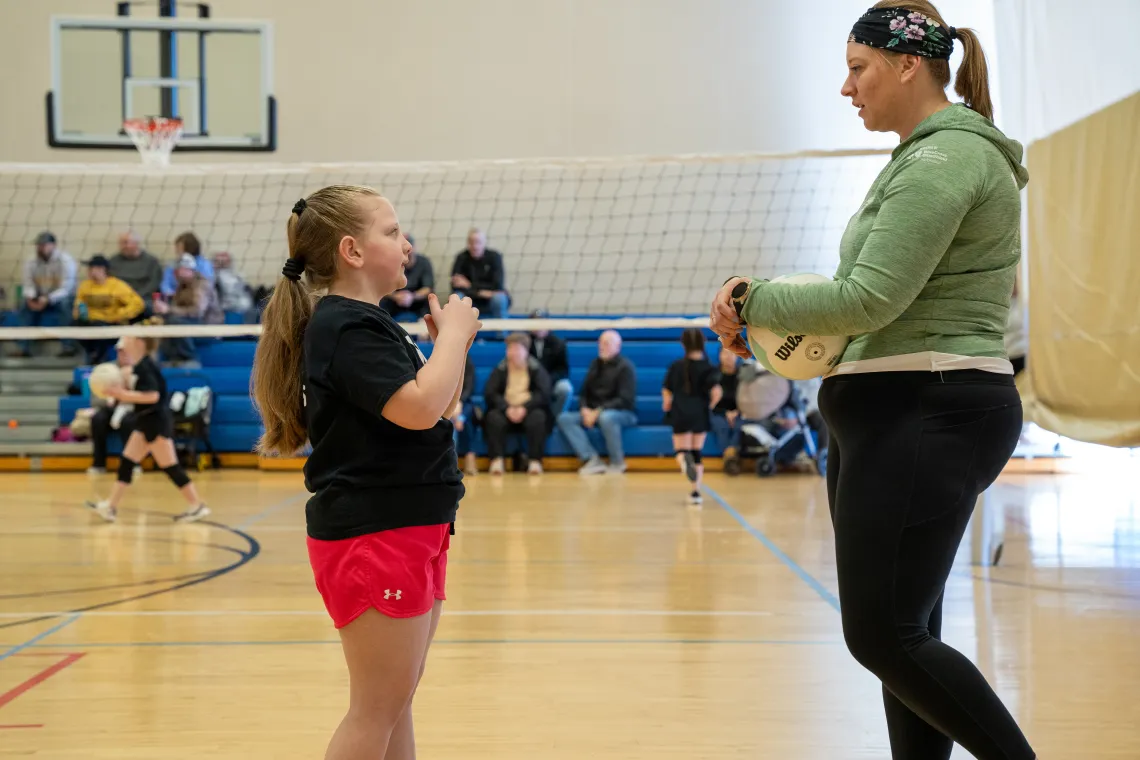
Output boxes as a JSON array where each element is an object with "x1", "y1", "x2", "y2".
[
  {"x1": 0, "y1": 520, "x2": 261, "y2": 632},
  {"x1": 0, "y1": 653, "x2": 85, "y2": 711},
  {"x1": 0, "y1": 614, "x2": 80, "y2": 663},
  {"x1": 0, "y1": 609, "x2": 775, "y2": 618},
  {"x1": 702, "y1": 485, "x2": 841, "y2": 612},
  {"x1": 0, "y1": 638, "x2": 840, "y2": 649},
  {"x1": 235, "y1": 492, "x2": 308, "y2": 530}
]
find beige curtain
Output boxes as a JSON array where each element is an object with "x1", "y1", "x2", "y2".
[{"x1": 1021, "y1": 91, "x2": 1140, "y2": 446}]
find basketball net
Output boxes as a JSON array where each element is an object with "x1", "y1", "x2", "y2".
[{"x1": 123, "y1": 117, "x2": 183, "y2": 167}]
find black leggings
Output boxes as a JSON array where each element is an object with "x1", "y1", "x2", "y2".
[
  {"x1": 483, "y1": 408, "x2": 548, "y2": 461},
  {"x1": 818, "y1": 369, "x2": 1034, "y2": 760}
]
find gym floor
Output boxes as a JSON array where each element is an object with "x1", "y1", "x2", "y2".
[{"x1": 1, "y1": 467, "x2": 1137, "y2": 758}]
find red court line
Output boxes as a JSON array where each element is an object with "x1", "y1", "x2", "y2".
[{"x1": 0, "y1": 653, "x2": 85, "y2": 711}]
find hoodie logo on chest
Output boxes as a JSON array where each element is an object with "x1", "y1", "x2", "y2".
[
  {"x1": 902, "y1": 145, "x2": 948, "y2": 165},
  {"x1": 907, "y1": 145, "x2": 949, "y2": 164}
]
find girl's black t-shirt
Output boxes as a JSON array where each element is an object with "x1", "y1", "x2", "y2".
[
  {"x1": 301, "y1": 295, "x2": 463, "y2": 541},
  {"x1": 131, "y1": 355, "x2": 168, "y2": 417}
]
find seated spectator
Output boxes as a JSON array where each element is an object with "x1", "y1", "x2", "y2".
[
  {"x1": 160, "y1": 232, "x2": 214, "y2": 297},
  {"x1": 108, "y1": 231, "x2": 163, "y2": 312},
  {"x1": 710, "y1": 349, "x2": 742, "y2": 474},
  {"x1": 529, "y1": 308, "x2": 572, "y2": 415},
  {"x1": 483, "y1": 332, "x2": 553, "y2": 475},
  {"x1": 14, "y1": 231, "x2": 77, "y2": 357},
  {"x1": 447, "y1": 353, "x2": 478, "y2": 476},
  {"x1": 381, "y1": 234, "x2": 434, "y2": 321},
  {"x1": 212, "y1": 251, "x2": 257, "y2": 322},
  {"x1": 450, "y1": 228, "x2": 508, "y2": 319},
  {"x1": 556, "y1": 329, "x2": 637, "y2": 474},
  {"x1": 73, "y1": 255, "x2": 145, "y2": 364},
  {"x1": 154, "y1": 254, "x2": 223, "y2": 365}
]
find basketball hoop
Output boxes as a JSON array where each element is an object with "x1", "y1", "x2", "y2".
[{"x1": 123, "y1": 116, "x2": 183, "y2": 167}]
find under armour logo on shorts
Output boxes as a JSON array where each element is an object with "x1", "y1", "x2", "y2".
[{"x1": 384, "y1": 589, "x2": 402, "y2": 600}]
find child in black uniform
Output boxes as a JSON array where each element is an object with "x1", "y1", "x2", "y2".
[
  {"x1": 86, "y1": 335, "x2": 208, "y2": 523},
  {"x1": 662, "y1": 328, "x2": 722, "y2": 505},
  {"x1": 252, "y1": 185, "x2": 480, "y2": 759}
]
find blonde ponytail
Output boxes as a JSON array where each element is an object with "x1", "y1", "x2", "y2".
[{"x1": 251, "y1": 185, "x2": 380, "y2": 455}]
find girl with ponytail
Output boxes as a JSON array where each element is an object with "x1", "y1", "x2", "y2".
[{"x1": 252, "y1": 186, "x2": 480, "y2": 759}]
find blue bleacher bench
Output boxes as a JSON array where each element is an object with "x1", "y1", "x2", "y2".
[{"x1": 57, "y1": 317, "x2": 729, "y2": 457}]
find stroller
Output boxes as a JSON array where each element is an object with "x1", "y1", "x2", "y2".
[
  {"x1": 166, "y1": 369, "x2": 221, "y2": 470},
  {"x1": 735, "y1": 362, "x2": 827, "y2": 477}
]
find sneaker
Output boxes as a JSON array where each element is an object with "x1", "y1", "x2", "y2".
[
  {"x1": 87, "y1": 466, "x2": 107, "y2": 475},
  {"x1": 578, "y1": 457, "x2": 607, "y2": 475},
  {"x1": 489, "y1": 458, "x2": 505, "y2": 476},
  {"x1": 688, "y1": 490, "x2": 703, "y2": 506},
  {"x1": 606, "y1": 462, "x2": 627, "y2": 474},
  {"x1": 174, "y1": 504, "x2": 211, "y2": 523},
  {"x1": 681, "y1": 451, "x2": 697, "y2": 482},
  {"x1": 527, "y1": 460, "x2": 544, "y2": 475},
  {"x1": 464, "y1": 452, "x2": 478, "y2": 476},
  {"x1": 85, "y1": 499, "x2": 116, "y2": 523}
]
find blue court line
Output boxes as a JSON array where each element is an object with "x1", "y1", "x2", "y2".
[
  {"x1": 0, "y1": 614, "x2": 81, "y2": 663},
  {"x1": 0, "y1": 637, "x2": 840, "y2": 649},
  {"x1": 702, "y1": 485, "x2": 841, "y2": 612}
]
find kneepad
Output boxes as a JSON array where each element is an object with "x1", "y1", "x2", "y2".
[
  {"x1": 690, "y1": 449, "x2": 702, "y2": 464},
  {"x1": 117, "y1": 457, "x2": 139, "y2": 484},
  {"x1": 163, "y1": 464, "x2": 191, "y2": 489}
]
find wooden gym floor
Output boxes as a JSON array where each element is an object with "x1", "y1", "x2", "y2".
[{"x1": 0, "y1": 467, "x2": 1137, "y2": 758}]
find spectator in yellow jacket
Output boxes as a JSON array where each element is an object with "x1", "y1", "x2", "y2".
[{"x1": 74, "y1": 255, "x2": 144, "y2": 363}]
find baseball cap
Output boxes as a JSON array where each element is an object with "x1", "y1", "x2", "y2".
[{"x1": 34, "y1": 231, "x2": 56, "y2": 245}]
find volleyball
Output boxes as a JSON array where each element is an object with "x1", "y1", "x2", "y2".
[
  {"x1": 745, "y1": 273, "x2": 850, "y2": 380},
  {"x1": 87, "y1": 362, "x2": 124, "y2": 399}
]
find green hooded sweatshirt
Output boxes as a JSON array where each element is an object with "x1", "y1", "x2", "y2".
[{"x1": 740, "y1": 104, "x2": 1030, "y2": 367}]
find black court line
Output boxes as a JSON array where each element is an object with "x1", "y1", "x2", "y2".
[{"x1": 0, "y1": 519, "x2": 261, "y2": 632}]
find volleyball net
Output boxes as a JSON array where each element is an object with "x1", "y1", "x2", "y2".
[{"x1": 0, "y1": 147, "x2": 889, "y2": 344}]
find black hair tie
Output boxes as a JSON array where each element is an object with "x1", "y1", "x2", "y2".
[
  {"x1": 281, "y1": 257, "x2": 306, "y2": 282},
  {"x1": 292, "y1": 198, "x2": 307, "y2": 216},
  {"x1": 948, "y1": 26, "x2": 959, "y2": 39}
]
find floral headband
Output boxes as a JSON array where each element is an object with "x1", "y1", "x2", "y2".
[{"x1": 849, "y1": 6, "x2": 957, "y2": 60}]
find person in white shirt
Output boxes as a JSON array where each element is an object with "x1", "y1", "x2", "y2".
[{"x1": 14, "y1": 231, "x2": 78, "y2": 357}]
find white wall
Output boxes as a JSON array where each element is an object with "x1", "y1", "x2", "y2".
[
  {"x1": 994, "y1": 0, "x2": 1140, "y2": 145},
  {"x1": 0, "y1": 0, "x2": 1002, "y2": 164}
]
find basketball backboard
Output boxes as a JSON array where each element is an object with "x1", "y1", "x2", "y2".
[{"x1": 47, "y1": 14, "x2": 275, "y2": 152}]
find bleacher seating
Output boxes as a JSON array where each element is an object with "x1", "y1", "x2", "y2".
[{"x1": 54, "y1": 315, "x2": 727, "y2": 459}]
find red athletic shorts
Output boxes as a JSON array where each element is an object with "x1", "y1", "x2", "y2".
[{"x1": 306, "y1": 523, "x2": 451, "y2": 628}]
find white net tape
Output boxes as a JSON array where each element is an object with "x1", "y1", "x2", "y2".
[{"x1": 0, "y1": 316, "x2": 708, "y2": 342}]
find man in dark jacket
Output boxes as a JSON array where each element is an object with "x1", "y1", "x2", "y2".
[
  {"x1": 450, "y1": 228, "x2": 509, "y2": 318},
  {"x1": 380, "y1": 233, "x2": 435, "y2": 321},
  {"x1": 108, "y1": 231, "x2": 163, "y2": 312},
  {"x1": 556, "y1": 329, "x2": 637, "y2": 474},
  {"x1": 483, "y1": 332, "x2": 553, "y2": 474},
  {"x1": 528, "y1": 308, "x2": 572, "y2": 414}
]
